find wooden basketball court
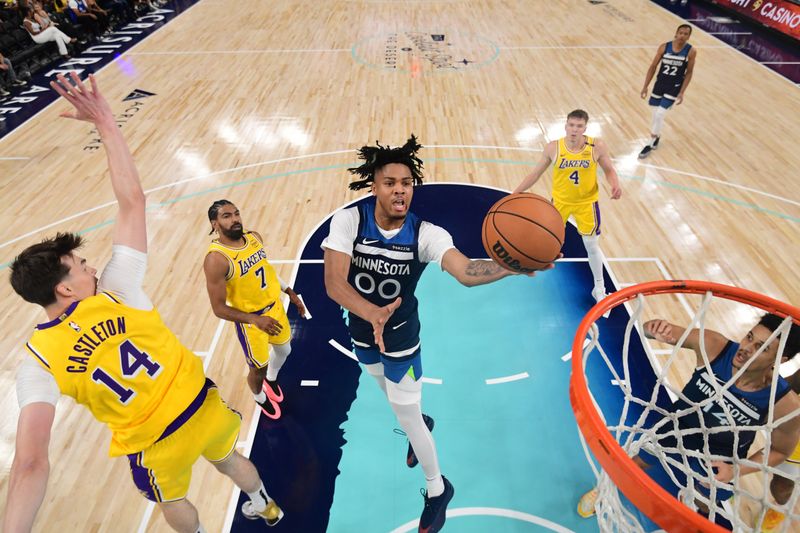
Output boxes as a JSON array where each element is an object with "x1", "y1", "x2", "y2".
[{"x1": 1, "y1": 0, "x2": 798, "y2": 531}]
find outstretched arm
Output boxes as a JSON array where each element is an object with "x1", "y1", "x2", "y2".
[
  {"x1": 643, "y1": 318, "x2": 729, "y2": 367},
  {"x1": 441, "y1": 248, "x2": 555, "y2": 287},
  {"x1": 594, "y1": 139, "x2": 622, "y2": 199},
  {"x1": 641, "y1": 44, "x2": 665, "y2": 98},
  {"x1": 512, "y1": 141, "x2": 556, "y2": 194},
  {"x1": 3, "y1": 403, "x2": 56, "y2": 533},
  {"x1": 51, "y1": 72, "x2": 146, "y2": 253}
]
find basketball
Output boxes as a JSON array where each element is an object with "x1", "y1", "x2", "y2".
[{"x1": 481, "y1": 193, "x2": 565, "y2": 272}]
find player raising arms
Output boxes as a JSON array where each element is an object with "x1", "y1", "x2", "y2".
[
  {"x1": 323, "y1": 135, "x2": 555, "y2": 533},
  {"x1": 4, "y1": 73, "x2": 282, "y2": 533}
]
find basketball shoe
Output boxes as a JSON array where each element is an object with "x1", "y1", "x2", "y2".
[
  {"x1": 577, "y1": 487, "x2": 598, "y2": 518},
  {"x1": 418, "y1": 476, "x2": 454, "y2": 533},
  {"x1": 255, "y1": 394, "x2": 281, "y2": 420},
  {"x1": 242, "y1": 499, "x2": 284, "y2": 526},
  {"x1": 263, "y1": 379, "x2": 284, "y2": 403},
  {"x1": 407, "y1": 414, "x2": 435, "y2": 468}
]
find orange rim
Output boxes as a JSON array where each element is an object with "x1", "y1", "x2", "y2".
[{"x1": 570, "y1": 280, "x2": 800, "y2": 533}]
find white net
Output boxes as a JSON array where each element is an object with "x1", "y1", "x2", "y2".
[{"x1": 578, "y1": 288, "x2": 800, "y2": 533}]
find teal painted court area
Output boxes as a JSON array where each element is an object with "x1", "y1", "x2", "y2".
[{"x1": 328, "y1": 264, "x2": 601, "y2": 532}]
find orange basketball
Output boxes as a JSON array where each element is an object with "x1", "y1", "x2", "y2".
[{"x1": 481, "y1": 193, "x2": 565, "y2": 272}]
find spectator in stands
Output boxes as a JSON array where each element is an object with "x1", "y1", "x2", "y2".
[
  {"x1": 82, "y1": 0, "x2": 109, "y2": 32},
  {"x1": 35, "y1": 1, "x2": 88, "y2": 44},
  {"x1": 0, "y1": 51, "x2": 27, "y2": 96},
  {"x1": 22, "y1": 6, "x2": 73, "y2": 57},
  {"x1": 60, "y1": 0, "x2": 101, "y2": 38}
]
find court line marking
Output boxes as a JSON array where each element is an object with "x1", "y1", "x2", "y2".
[
  {"x1": 389, "y1": 506, "x2": 576, "y2": 533},
  {"x1": 301, "y1": 380, "x2": 319, "y2": 386},
  {"x1": 486, "y1": 372, "x2": 529, "y2": 385},
  {"x1": 708, "y1": 32, "x2": 752, "y2": 35},
  {"x1": 0, "y1": 156, "x2": 30, "y2": 160},
  {"x1": 328, "y1": 338, "x2": 358, "y2": 361},
  {"x1": 2, "y1": 146, "x2": 797, "y2": 255},
  {"x1": 761, "y1": 62, "x2": 800, "y2": 65},
  {"x1": 128, "y1": 48, "x2": 350, "y2": 55},
  {"x1": 499, "y1": 44, "x2": 728, "y2": 50},
  {"x1": 421, "y1": 377, "x2": 443, "y2": 385},
  {"x1": 296, "y1": 293, "x2": 312, "y2": 319}
]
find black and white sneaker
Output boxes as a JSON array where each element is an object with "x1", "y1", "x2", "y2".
[
  {"x1": 406, "y1": 414, "x2": 435, "y2": 468},
  {"x1": 638, "y1": 145, "x2": 653, "y2": 159},
  {"x1": 652, "y1": 136, "x2": 660, "y2": 149},
  {"x1": 418, "y1": 476, "x2": 454, "y2": 533}
]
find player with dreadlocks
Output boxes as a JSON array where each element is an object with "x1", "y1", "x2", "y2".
[{"x1": 322, "y1": 135, "x2": 554, "y2": 533}]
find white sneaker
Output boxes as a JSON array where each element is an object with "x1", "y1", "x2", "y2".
[
  {"x1": 591, "y1": 287, "x2": 607, "y2": 303},
  {"x1": 592, "y1": 287, "x2": 611, "y2": 317},
  {"x1": 241, "y1": 499, "x2": 284, "y2": 526}
]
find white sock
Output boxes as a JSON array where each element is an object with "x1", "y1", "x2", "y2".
[
  {"x1": 247, "y1": 482, "x2": 270, "y2": 513},
  {"x1": 582, "y1": 235, "x2": 605, "y2": 289},
  {"x1": 364, "y1": 363, "x2": 388, "y2": 396},
  {"x1": 254, "y1": 390, "x2": 267, "y2": 403},
  {"x1": 266, "y1": 342, "x2": 291, "y2": 382},
  {"x1": 391, "y1": 401, "x2": 441, "y2": 493},
  {"x1": 426, "y1": 475, "x2": 445, "y2": 497}
]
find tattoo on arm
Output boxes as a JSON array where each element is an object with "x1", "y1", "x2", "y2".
[{"x1": 465, "y1": 260, "x2": 504, "y2": 277}]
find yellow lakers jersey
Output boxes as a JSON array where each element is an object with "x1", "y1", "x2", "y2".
[
  {"x1": 206, "y1": 232, "x2": 281, "y2": 313},
  {"x1": 552, "y1": 136, "x2": 599, "y2": 205},
  {"x1": 25, "y1": 292, "x2": 206, "y2": 457}
]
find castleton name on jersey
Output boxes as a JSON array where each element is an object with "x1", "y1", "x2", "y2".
[{"x1": 68, "y1": 316, "x2": 127, "y2": 372}]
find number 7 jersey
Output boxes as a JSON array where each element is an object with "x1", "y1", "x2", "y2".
[
  {"x1": 206, "y1": 231, "x2": 281, "y2": 313},
  {"x1": 552, "y1": 136, "x2": 598, "y2": 205},
  {"x1": 24, "y1": 292, "x2": 206, "y2": 456}
]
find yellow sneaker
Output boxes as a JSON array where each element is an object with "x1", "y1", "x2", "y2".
[
  {"x1": 241, "y1": 499, "x2": 284, "y2": 527},
  {"x1": 761, "y1": 508, "x2": 785, "y2": 533},
  {"x1": 577, "y1": 487, "x2": 598, "y2": 518}
]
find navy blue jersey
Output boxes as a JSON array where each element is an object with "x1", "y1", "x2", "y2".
[
  {"x1": 653, "y1": 41, "x2": 692, "y2": 96},
  {"x1": 347, "y1": 200, "x2": 428, "y2": 354},
  {"x1": 656, "y1": 341, "x2": 791, "y2": 458}
]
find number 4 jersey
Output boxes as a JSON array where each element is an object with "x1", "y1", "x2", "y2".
[
  {"x1": 24, "y1": 292, "x2": 206, "y2": 456},
  {"x1": 552, "y1": 136, "x2": 598, "y2": 205}
]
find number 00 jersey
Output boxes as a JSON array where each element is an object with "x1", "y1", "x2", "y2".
[
  {"x1": 206, "y1": 231, "x2": 281, "y2": 313},
  {"x1": 552, "y1": 136, "x2": 598, "y2": 205},
  {"x1": 347, "y1": 200, "x2": 428, "y2": 354},
  {"x1": 24, "y1": 292, "x2": 206, "y2": 456}
]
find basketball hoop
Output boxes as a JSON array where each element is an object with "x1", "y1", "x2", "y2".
[{"x1": 570, "y1": 280, "x2": 800, "y2": 533}]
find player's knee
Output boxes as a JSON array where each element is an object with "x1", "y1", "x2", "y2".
[
  {"x1": 582, "y1": 234, "x2": 600, "y2": 252},
  {"x1": 771, "y1": 473, "x2": 795, "y2": 504},
  {"x1": 387, "y1": 375, "x2": 422, "y2": 406},
  {"x1": 272, "y1": 342, "x2": 291, "y2": 358}
]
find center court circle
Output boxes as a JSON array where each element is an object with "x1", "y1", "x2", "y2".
[
  {"x1": 351, "y1": 31, "x2": 500, "y2": 72},
  {"x1": 389, "y1": 507, "x2": 576, "y2": 533}
]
